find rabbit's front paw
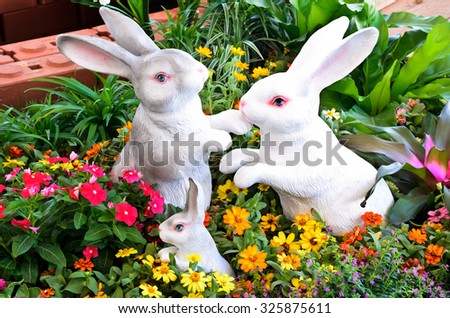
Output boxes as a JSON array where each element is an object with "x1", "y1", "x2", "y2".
[
  {"x1": 233, "y1": 164, "x2": 261, "y2": 189},
  {"x1": 226, "y1": 110, "x2": 253, "y2": 135},
  {"x1": 158, "y1": 246, "x2": 178, "y2": 262},
  {"x1": 208, "y1": 130, "x2": 232, "y2": 152}
]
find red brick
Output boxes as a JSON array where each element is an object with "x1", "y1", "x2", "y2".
[{"x1": 0, "y1": 0, "x2": 37, "y2": 14}]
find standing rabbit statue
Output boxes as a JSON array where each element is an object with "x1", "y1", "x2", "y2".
[
  {"x1": 220, "y1": 17, "x2": 394, "y2": 235},
  {"x1": 57, "y1": 7, "x2": 251, "y2": 213},
  {"x1": 158, "y1": 179, "x2": 235, "y2": 276}
]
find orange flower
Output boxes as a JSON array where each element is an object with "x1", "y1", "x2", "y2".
[
  {"x1": 361, "y1": 212, "x2": 383, "y2": 227},
  {"x1": 74, "y1": 258, "x2": 94, "y2": 271},
  {"x1": 203, "y1": 211, "x2": 211, "y2": 227},
  {"x1": 343, "y1": 226, "x2": 366, "y2": 245},
  {"x1": 425, "y1": 244, "x2": 445, "y2": 265},
  {"x1": 408, "y1": 228, "x2": 427, "y2": 244},
  {"x1": 39, "y1": 288, "x2": 55, "y2": 298},
  {"x1": 9, "y1": 146, "x2": 25, "y2": 158}
]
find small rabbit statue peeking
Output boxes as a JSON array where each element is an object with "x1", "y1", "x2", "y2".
[
  {"x1": 220, "y1": 17, "x2": 394, "y2": 235},
  {"x1": 56, "y1": 7, "x2": 251, "y2": 213},
  {"x1": 158, "y1": 179, "x2": 235, "y2": 277}
]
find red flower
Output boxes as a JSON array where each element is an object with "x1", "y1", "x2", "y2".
[
  {"x1": 361, "y1": 211, "x2": 383, "y2": 227},
  {"x1": 204, "y1": 211, "x2": 211, "y2": 227},
  {"x1": 80, "y1": 182, "x2": 107, "y2": 206},
  {"x1": 11, "y1": 218, "x2": 31, "y2": 231},
  {"x1": 343, "y1": 226, "x2": 367, "y2": 245},
  {"x1": 83, "y1": 245, "x2": 99, "y2": 259},
  {"x1": 139, "y1": 181, "x2": 155, "y2": 196},
  {"x1": 46, "y1": 157, "x2": 69, "y2": 164},
  {"x1": 0, "y1": 203, "x2": 6, "y2": 219},
  {"x1": 148, "y1": 195, "x2": 164, "y2": 215},
  {"x1": 121, "y1": 168, "x2": 142, "y2": 183},
  {"x1": 0, "y1": 184, "x2": 5, "y2": 193},
  {"x1": 82, "y1": 164, "x2": 106, "y2": 178},
  {"x1": 20, "y1": 185, "x2": 40, "y2": 198},
  {"x1": 23, "y1": 169, "x2": 51, "y2": 189},
  {"x1": 69, "y1": 186, "x2": 80, "y2": 200},
  {"x1": 115, "y1": 202, "x2": 138, "y2": 226}
]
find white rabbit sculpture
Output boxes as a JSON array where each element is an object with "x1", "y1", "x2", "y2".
[
  {"x1": 56, "y1": 7, "x2": 251, "y2": 213},
  {"x1": 158, "y1": 179, "x2": 235, "y2": 276},
  {"x1": 220, "y1": 17, "x2": 394, "y2": 235}
]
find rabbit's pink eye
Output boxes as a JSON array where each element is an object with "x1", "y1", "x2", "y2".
[
  {"x1": 272, "y1": 97, "x2": 286, "y2": 107},
  {"x1": 174, "y1": 224, "x2": 184, "y2": 232},
  {"x1": 155, "y1": 73, "x2": 167, "y2": 83}
]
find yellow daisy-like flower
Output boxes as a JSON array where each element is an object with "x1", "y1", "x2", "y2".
[
  {"x1": 153, "y1": 263, "x2": 177, "y2": 284},
  {"x1": 2, "y1": 157, "x2": 26, "y2": 168},
  {"x1": 234, "y1": 61, "x2": 249, "y2": 70},
  {"x1": 251, "y1": 66, "x2": 270, "y2": 79},
  {"x1": 230, "y1": 46, "x2": 245, "y2": 56},
  {"x1": 263, "y1": 273, "x2": 274, "y2": 291},
  {"x1": 269, "y1": 62, "x2": 277, "y2": 68},
  {"x1": 186, "y1": 253, "x2": 202, "y2": 263},
  {"x1": 292, "y1": 214, "x2": 317, "y2": 231},
  {"x1": 270, "y1": 232, "x2": 300, "y2": 253},
  {"x1": 39, "y1": 159, "x2": 50, "y2": 165},
  {"x1": 223, "y1": 206, "x2": 251, "y2": 235},
  {"x1": 323, "y1": 108, "x2": 341, "y2": 120},
  {"x1": 84, "y1": 282, "x2": 108, "y2": 298},
  {"x1": 259, "y1": 213, "x2": 281, "y2": 232},
  {"x1": 213, "y1": 271, "x2": 236, "y2": 294},
  {"x1": 183, "y1": 293, "x2": 204, "y2": 298},
  {"x1": 258, "y1": 184, "x2": 270, "y2": 192},
  {"x1": 276, "y1": 253, "x2": 294, "y2": 271},
  {"x1": 196, "y1": 46, "x2": 212, "y2": 58},
  {"x1": 216, "y1": 179, "x2": 238, "y2": 201},
  {"x1": 237, "y1": 245, "x2": 267, "y2": 273},
  {"x1": 139, "y1": 283, "x2": 162, "y2": 298},
  {"x1": 299, "y1": 227, "x2": 327, "y2": 253},
  {"x1": 115, "y1": 248, "x2": 138, "y2": 258},
  {"x1": 180, "y1": 268, "x2": 208, "y2": 294},
  {"x1": 233, "y1": 71, "x2": 247, "y2": 82},
  {"x1": 142, "y1": 254, "x2": 155, "y2": 268}
]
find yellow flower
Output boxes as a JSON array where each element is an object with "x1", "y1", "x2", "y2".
[
  {"x1": 270, "y1": 232, "x2": 300, "y2": 253},
  {"x1": 234, "y1": 61, "x2": 249, "y2": 70},
  {"x1": 117, "y1": 121, "x2": 132, "y2": 142},
  {"x1": 139, "y1": 283, "x2": 162, "y2": 298},
  {"x1": 237, "y1": 245, "x2": 267, "y2": 273},
  {"x1": 217, "y1": 179, "x2": 238, "y2": 201},
  {"x1": 153, "y1": 263, "x2": 177, "y2": 284},
  {"x1": 115, "y1": 248, "x2": 138, "y2": 258},
  {"x1": 223, "y1": 206, "x2": 251, "y2": 235},
  {"x1": 213, "y1": 271, "x2": 235, "y2": 294},
  {"x1": 142, "y1": 254, "x2": 155, "y2": 267},
  {"x1": 39, "y1": 159, "x2": 50, "y2": 165},
  {"x1": 259, "y1": 213, "x2": 281, "y2": 232},
  {"x1": 233, "y1": 71, "x2": 247, "y2": 82},
  {"x1": 230, "y1": 46, "x2": 245, "y2": 56},
  {"x1": 277, "y1": 253, "x2": 294, "y2": 271},
  {"x1": 251, "y1": 66, "x2": 270, "y2": 79},
  {"x1": 183, "y1": 293, "x2": 204, "y2": 298},
  {"x1": 84, "y1": 282, "x2": 108, "y2": 298},
  {"x1": 186, "y1": 253, "x2": 202, "y2": 263},
  {"x1": 258, "y1": 184, "x2": 270, "y2": 191},
  {"x1": 299, "y1": 227, "x2": 327, "y2": 253},
  {"x1": 196, "y1": 46, "x2": 212, "y2": 58},
  {"x1": 269, "y1": 62, "x2": 277, "y2": 68},
  {"x1": 2, "y1": 157, "x2": 26, "y2": 168},
  {"x1": 208, "y1": 70, "x2": 213, "y2": 78},
  {"x1": 180, "y1": 268, "x2": 208, "y2": 294},
  {"x1": 323, "y1": 108, "x2": 341, "y2": 120},
  {"x1": 292, "y1": 214, "x2": 317, "y2": 231},
  {"x1": 263, "y1": 273, "x2": 274, "y2": 291}
]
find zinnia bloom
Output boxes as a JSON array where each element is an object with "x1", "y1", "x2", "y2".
[
  {"x1": 257, "y1": 184, "x2": 270, "y2": 191},
  {"x1": 259, "y1": 213, "x2": 281, "y2": 232},
  {"x1": 115, "y1": 202, "x2": 138, "y2": 226},
  {"x1": 292, "y1": 214, "x2": 317, "y2": 231},
  {"x1": 180, "y1": 268, "x2": 208, "y2": 293},
  {"x1": 223, "y1": 206, "x2": 251, "y2": 235},
  {"x1": 237, "y1": 245, "x2": 267, "y2": 273},
  {"x1": 361, "y1": 211, "x2": 383, "y2": 227},
  {"x1": 80, "y1": 182, "x2": 107, "y2": 206},
  {"x1": 270, "y1": 231, "x2": 300, "y2": 253},
  {"x1": 277, "y1": 253, "x2": 295, "y2": 271},
  {"x1": 152, "y1": 263, "x2": 177, "y2": 284},
  {"x1": 185, "y1": 254, "x2": 202, "y2": 263},
  {"x1": 115, "y1": 248, "x2": 138, "y2": 258},
  {"x1": 195, "y1": 46, "x2": 212, "y2": 58},
  {"x1": 424, "y1": 244, "x2": 445, "y2": 265},
  {"x1": 39, "y1": 288, "x2": 55, "y2": 298},
  {"x1": 427, "y1": 206, "x2": 450, "y2": 223},
  {"x1": 74, "y1": 258, "x2": 94, "y2": 271},
  {"x1": 343, "y1": 226, "x2": 367, "y2": 245},
  {"x1": 408, "y1": 228, "x2": 427, "y2": 244},
  {"x1": 299, "y1": 227, "x2": 327, "y2": 253},
  {"x1": 213, "y1": 271, "x2": 235, "y2": 294},
  {"x1": 139, "y1": 283, "x2": 162, "y2": 298},
  {"x1": 233, "y1": 71, "x2": 247, "y2": 82},
  {"x1": 83, "y1": 246, "x2": 99, "y2": 259},
  {"x1": 216, "y1": 180, "x2": 239, "y2": 201},
  {"x1": 9, "y1": 146, "x2": 25, "y2": 158}
]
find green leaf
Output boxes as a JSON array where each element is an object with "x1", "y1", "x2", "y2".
[
  {"x1": 122, "y1": 226, "x2": 147, "y2": 244},
  {"x1": 84, "y1": 223, "x2": 113, "y2": 242},
  {"x1": 35, "y1": 243, "x2": 67, "y2": 267},
  {"x1": 389, "y1": 187, "x2": 432, "y2": 224},
  {"x1": 74, "y1": 212, "x2": 87, "y2": 230},
  {"x1": 385, "y1": 11, "x2": 448, "y2": 32},
  {"x1": 86, "y1": 276, "x2": 98, "y2": 295},
  {"x1": 345, "y1": 105, "x2": 397, "y2": 127},
  {"x1": 4, "y1": 200, "x2": 28, "y2": 215},
  {"x1": 20, "y1": 258, "x2": 39, "y2": 284},
  {"x1": 113, "y1": 223, "x2": 127, "y2": 242},
  {"x1": 435, "y1": 101, "x2": 450, "y2": 152},
  {"x1": 12, "y1": 235, "x2": 36, "y2": 258},
  {"x1": 64, "y1": 278, "x2": 86, "y2": 294},
  {"x1": 408, "y1": 78, "x2": 450, "y2": 100}
]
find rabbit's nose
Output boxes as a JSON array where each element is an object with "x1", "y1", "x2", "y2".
[{"x1": 240, "y1": 100, "x2": 246, "y2": 108}]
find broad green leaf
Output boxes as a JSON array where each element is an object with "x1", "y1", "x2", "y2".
[
  {"x1": 435, "y1": 101, "x2": 450, "y2": 152},
  {"x1": 74, "y1": 212, "x2": 87, "y2": 230},
  {"x1": 389, "y1": 187, "x2": 432, "y2": 224},
  {"x1": 20, "y1": 258, "x2": 39, "y2": 284},
  {"x1": 86, "y1": 276, "x2": 99, "y2": 295},
  {"x1": 362, "y1": 162, "x2": 405, "y2": 203},
  {"x1": 35, "y1": 243, "x2": 67, "y2": 267},
  {"x1": 385, "y1": 11, "x2": 448, "y2": 32},
  {"x1": 391, "y1": 22, "x2": 450, "y2": 98},
  {"x1": 408, "y1": 78, "x2": 450, "y2": 100},
  {"x1": 12, "y1": 235, "x2": 36, "y2": 258},
  {"x1": 113, "y1": 223, "x2": 127, "y2": 242},
  {"x1": 327, "y1": 78, "x2": 362, "y2": 101},
  {"x1": 345, "y1": 105, "x2": 397, "y2": 127},
  {"x1": 84, "y1": 223, "x2": 113, "y2": 242},
  {"x1": 63, "y1": 278, "x2": 86, "y2": 294},
  {"x1": 123, "y1": 226, "x2": 147, "y2": 244},
  {"x1": 244, "y1": 0, "x2": 271, "y2": 8},
  {"x1": 385, "y1": 29, "x2": 427, "y2": 63}
]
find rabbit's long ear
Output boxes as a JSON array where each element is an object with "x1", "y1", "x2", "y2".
[
  {"x1": 99, "y1": 6, "x2": 160, "y2": 56},
  {"x1": 288, "y1": 16, "x2": 349, "y2": 74},
  {"x1": 308, "y1": 27, "x2": 379, "y2": 93},
  {"x1": 185, "y1": 179, "x2": 205, "y2": 222},
  {"x1": 57, "y1": 34, "x2": 134, "y2": 79}
]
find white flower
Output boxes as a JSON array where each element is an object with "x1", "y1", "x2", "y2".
[{"x1": 99, "y1": 0, "x2": 111, "y2": 6}]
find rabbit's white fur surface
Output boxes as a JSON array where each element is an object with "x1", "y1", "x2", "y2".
[
  {"x1": 56, "y1": 7, "x2": 251, "y2": 213},
  {"x1": 220, "y1": 17, "x2": 394, "y2": 235},
  {"x1": 158, "y1": 180, "x2": 235, "y2": 276}
]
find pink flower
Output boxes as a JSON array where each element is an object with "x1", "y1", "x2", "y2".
[
  {"x1": 20, "y1": 185, "x2": 40, "y2": 198},
  {"x1": 115, "y1": 202, "x2": 138, "y2": 226},
  {"x1": 41, "y1": 183, "x2": 61, "y2": 198},
  {"x1": 23, "y1": 169, "x2": 51, "y2": 189},
  {"x1": 46, "y1": 157, "x2": 69, "y2": 164},
  {"x1": 0, "y1": 278, "x2": 6, "y2": 291},
  {"x1": 11, "y1": 218, "x2": 31, "y2": 231},
  {"x1": 29, "y1": 227, "x2": 40, "y2": 234},
  {"x1": 80, "y1": 182, "x2": 107, "y2": 206},
  {"x1": 428, "y1": 206, "x2": 450, "y2": 223},
  {"x1": 121, "y1": 168, "x2": 143, "y2": 183},
  {"x1": 69, "y1": 151, "x2": 79, "y2": 161},
  {"x1": 83, "y1": 246, "x2": 99, "y2": 259},
  {"x1": 69, "y1": 186, "x2": 80, "y2": 200},
  {"x1": 139, "y1": 181, "x2": 155, "y2": 197},
  {"x1": 82, "y1": 164, "x2": 106, "y2": 179},
  {"x1": 0, "y1": 184, "x2": 5, "y2": 193},
  {"x1": 149, "y1": 193, "x2": 164, "y2": 215},
  {"x1": 0, "y1": 203, "x2": 6, "y2": 219},
  {"x1": 5, "y1": 167, "x2": 21, "y2": 181},
  {"x1": 396, "y1": 108, "x2": 407, "y2": 125}
]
